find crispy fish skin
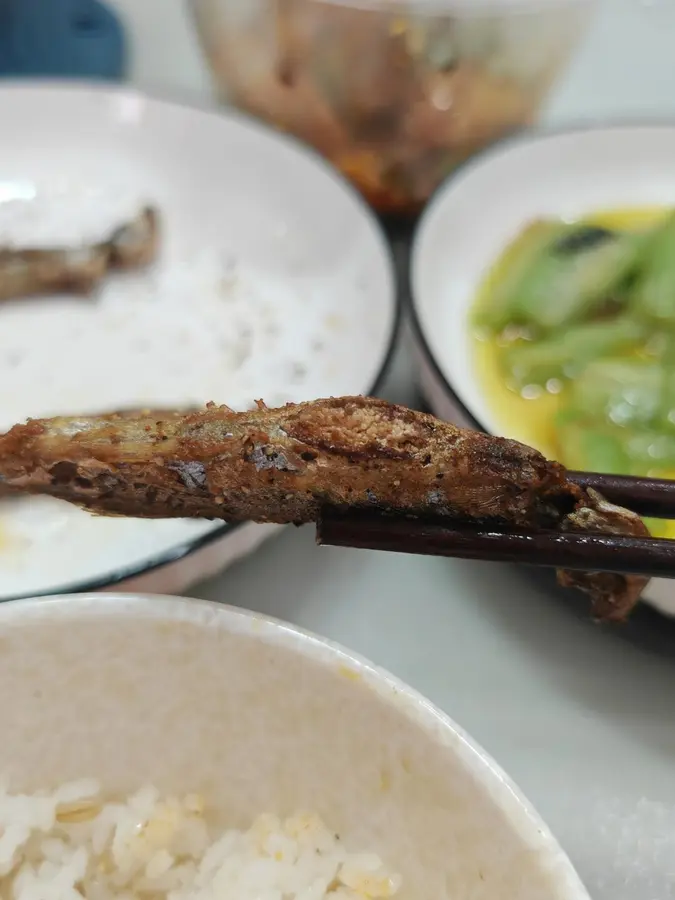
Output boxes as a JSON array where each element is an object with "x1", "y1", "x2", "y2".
[
  {"x1": 560, "y1": 489, "x2": 648, "y2": 621},
  {"x1": 0, "y1": 396, "x2": 649, "y2": 620},
  {"x1": 0, "y1": 206, "x2": 159, "y2": 302}
]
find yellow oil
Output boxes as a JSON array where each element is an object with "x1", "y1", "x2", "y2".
[
  {"x1": 471, "y1": 205, "x2": 674, "y2": 536},
  {"x1": 0, "y1": 521, "x2": 9, "y2": 554}
]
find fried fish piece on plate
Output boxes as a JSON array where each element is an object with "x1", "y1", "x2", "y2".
[{"x1": 0, "y1": 206, "x2": 159, "y2": 302}]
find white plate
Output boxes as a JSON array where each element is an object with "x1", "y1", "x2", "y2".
[
  {"x1": 0, "y1": 82, "x2": 398, "y2": 600},
  {"x1": 410, "y1": 125, "x2": 675, "y2": 618}
]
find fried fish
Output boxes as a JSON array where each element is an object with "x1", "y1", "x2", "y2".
[
  {"x1": 0, "y1": 206, "x2": 159, "y2": 302},
  {"x1": 0, "y1": 395, "x2": 649, "y2": 620}
]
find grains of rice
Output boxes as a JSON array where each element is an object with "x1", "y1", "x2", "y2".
[{"x1": 0, "y1": 780, "x2": 401, "y2": 900}]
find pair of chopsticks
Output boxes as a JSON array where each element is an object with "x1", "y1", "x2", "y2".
[{"x1": 316, "y1": 471, "x2": 675, "y2": 578}]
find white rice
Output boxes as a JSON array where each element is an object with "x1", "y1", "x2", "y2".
[{"x1": 0, "y1": 780, "x2": 401, "y2": 900}]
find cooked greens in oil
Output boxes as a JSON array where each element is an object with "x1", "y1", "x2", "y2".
[{"x1": 471, "y1": 207, "x2": 675, "y2": 538}]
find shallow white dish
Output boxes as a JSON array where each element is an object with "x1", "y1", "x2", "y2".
[
  {"x1": 410, "y1": 125, "x2": 675, "y2": 618},
  {"x1": 0, "y1": 82, "x2": 397, "y2": 600},
  {"x1": 0, "y1": 591, "x2": 589, "y2": 900}
]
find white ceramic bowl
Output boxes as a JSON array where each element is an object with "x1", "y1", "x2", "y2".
[
  {"x1": 410, "y1": 125, "x2": 675, "y2": 618},
  {"x1": 0, "y1": 592, "x2": 589, "y2": 900},
  {"x1": 0, "y1": 83, "x2": 398, "y2": 601}
]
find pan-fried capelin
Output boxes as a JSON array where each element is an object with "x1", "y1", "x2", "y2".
[
  {"x1": 0, "y1": 396, "x2": 649, "y2": 620},
  {"x1": 0, "y1": 206, "x2": 159, "y2": 303}
]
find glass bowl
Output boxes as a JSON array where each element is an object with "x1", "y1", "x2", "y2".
[{"x1": 189, "y1": 0, "x2": 596, "y2": 215}]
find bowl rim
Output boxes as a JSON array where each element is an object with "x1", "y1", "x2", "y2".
[
  {"x1": 408, "y1": 120, "x2": 675, "y2": 434},
  {"x1": 192, "y1": 0, "x2": 596, "y2": 16},
  {"x1": 4, "y1": 590, "x2": 591, "y2": 900},
  {"x1": 0, "y1": 81, "x2": 402, "y2": 603}
]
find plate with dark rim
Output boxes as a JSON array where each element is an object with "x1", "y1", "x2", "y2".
[
  {"x1": 410, "y1": 124, "x2": 675, "y2": 621},
  {"x1": 0, "y1": 82, "x2": 399, "y2": 601}
]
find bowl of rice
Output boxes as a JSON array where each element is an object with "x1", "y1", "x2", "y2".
[{"x1": 0, "y1": 592, "x2": 589, "y2": 900}]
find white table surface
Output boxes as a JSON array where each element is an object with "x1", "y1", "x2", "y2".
[{"x1": 107, "y1": 1, "x2": 675, "y2": 896}]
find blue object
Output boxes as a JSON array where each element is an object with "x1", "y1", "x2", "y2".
[{"x1": 0, "y1": 0, "x2": 126, "y2": 81}]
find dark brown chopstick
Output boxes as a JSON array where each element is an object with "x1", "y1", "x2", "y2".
[
  {"x1": 568, "y1": 471, "x2": 675, "y2": 519},
  {"x1": 316, "y1": 510, "x2": 675, "y2": 579}
]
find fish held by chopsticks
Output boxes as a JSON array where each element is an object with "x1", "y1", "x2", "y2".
[
  {"x1": 0, "y1": 396, "x2": 649, "y2": 620},
  {"x1": 0, "y1": 206, "x2": 159, "y2": 303}
]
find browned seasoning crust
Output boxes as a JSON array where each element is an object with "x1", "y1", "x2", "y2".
[{"x1": 0, "y1": 396, "x2": 649, "y2": 620}]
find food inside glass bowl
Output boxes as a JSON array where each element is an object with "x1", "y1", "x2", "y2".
[
  {"x1": 1, "y1": 779, "x2": 401, "y2": 900},
  {"x1": 190, "y1": 0, "x2": 592, "y2": 214},
  {"x1": 471, "y1": 206, "x2": 675, "y2": 539}
]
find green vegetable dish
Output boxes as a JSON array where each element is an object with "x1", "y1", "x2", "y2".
[{"x1": 471, "y1": 206, "x2": 675, "y2": 538}]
